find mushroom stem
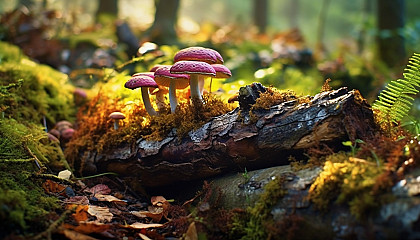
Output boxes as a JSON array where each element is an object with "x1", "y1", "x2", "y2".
[
  {"x1": 155, "y1": 92, "x2": 166, "y2": 112},
  {"x1": 141, "y1": 87, "x2": 158, "y2": 116},
  {"x1": 113, "y1": 120, "x2": 119, "y2": 130},
  {"x1": 190, "y1": 74, "x2": 202, "y2": 101},
  {"x1": 169, "y1": 80, "x2": 178, "y2": 113}
]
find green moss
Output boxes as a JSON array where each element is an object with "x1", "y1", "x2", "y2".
[
  {"x1": 0, "y1": 41, "x2": 75, "y2": 125},
  {"x1": 230, "y1": 176, "x2": 286, "y2": 239},
  {"x1": 0, "y1": 119, "x2": 63, "y2": 237},
  {"x1": 308, "y1": 152, "x2": 386, "y2": 219}
]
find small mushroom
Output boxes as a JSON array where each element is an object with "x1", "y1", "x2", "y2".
[
  {"x1": 109, "y1": 112, "x2": 126, "y2": 130},
  {"x1": 150, "y1": 87, "x2": 169, "y2": 112},
  {"x1": 154, "y1": 66, "x2": 190, "y2": 113},
  {"x1": 124, "y1": 75, "x2": 159, "y2": 116},
  {"x1": 55, "y1": 120, "x2": 73, "y2": 133},
  {"x1": 170, "y1": 61, "x2": 216, "y2": 102},
  {"x1": 209, "y1": 64, "x2": 232, "y2": 93}
]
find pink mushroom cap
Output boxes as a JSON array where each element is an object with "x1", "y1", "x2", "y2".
[
  {"x1": 132, "y1": 72, "x2": 155, "y2": 78},
  {"x1": 149, "y1": 64, "x2": 171, "y2": 72},
  {"x1": 174, "y1": 47, "x2": 217, "y2": 64},
  {"x1": 154, "y1": 66, "x2": 190, "y2": 89},
  {"x1": 212, "y1": 64, "x2": 232, "y2": 78},
  {"x1": 207, "y1": 48, "x2": 224, "y2": 64},
  {"x1": 125, "y1": 75, "x2": 158, "y2": 89},
  {"x1": 170, "y1": 61, "x2": 216, "y2": 76}
]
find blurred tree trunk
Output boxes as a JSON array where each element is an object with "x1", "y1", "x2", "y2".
[
  {"x1": 315, "y1": 0, "x2": 331, "y2": 60},
  {"x1": 96, "y1": 0, "x2": 118, "y2": 22},
  {"x1": 357, "y1": 0, "x2": 373, "y2": 53},
  {"x1": 146, "y1": 0, "x2": 180, "y2": 45},
  {"x1": 253, "y1": 0, "x2": 268, "y2": 34},
  {"x1": 288, "y1": 0, "x2": 299, "y2": 28},
  {"x1": 18, "y1": 0, "x2": 35, "y2": 8},
  {"x1": 377, "y1": 0, "x2": 406, "y2": 67}
]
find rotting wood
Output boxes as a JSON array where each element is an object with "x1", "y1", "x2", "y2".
[{"x1": 81, "y1": 87, "x2": 377, "y2": 187}]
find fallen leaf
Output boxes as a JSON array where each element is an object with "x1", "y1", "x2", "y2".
[
  {"x1": 94, "y1": 194, "x2": 127, "y2": 205},
  {"x1": 151, "y1": 196, "x2": 167, "y2": 206},
  {"x1": 64, "y1": 196, "x2": 89, "y2": 205},
  {"x1": 185, "y1": 222, "x2": 198, "y2": 240},
  {"x1": 88, "y1": 205, "x2": 113, "y2": 223},
  {"x1": 66, "y1": 204, "x2": 89, "y2": 222},
  {"x1": 43, "y1": 179, "x2": 66, "y2": 195},
  {"x1": 126, "y1": 222, "x2": 163, "y2": 229},
  {"x1": 62, "y1": 228, "x2": 99, "y2": 240},
  {"x1": 132, "y1": 206, "x2": 164, "y2": 222},
  {"x1": 58, "y1": 169, "x2": 72, "y2": 180},
  {"x1": 63, "y1": 221, "x2": 111, "y2": 234},
  {"x1": 84, "y1": 184, "x2": 111, "y2": 195},
  {"x1": 138, "y1": 232, "x2": 152, "y2": 240}
]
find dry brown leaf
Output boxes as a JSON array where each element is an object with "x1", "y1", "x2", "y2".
[
  {"x1": 42, "y1": 179, "x2": 66, "y2": 196},
  {"x1": 84, "y1": 184, "x2": 111, "y2": 195},
  {"x1": 88, "y1": 205, "x2": 113, "y2": 223},
  {"x1": 94, "y1": 194, "x2": 127, "y2": 205},
  {"x1": 64, "y1": 196, "x2": 89, "y2": 205},
  {"x1": 185, "y1": 222, "x2": 198, "y2": 240},
  {"x1": 138, "y1": 232, "x2": 152, "y2": 240},
  {"x1": 132, "y1": 207, "x2": 164, "y2": 222},
  {"x1": 151, "y1": 196, "x2": 167, "y2": 206},
  {"x1": 67, "y1": 204, "x2": 89, "y2": 222},
  {"x1": 62, "y1": 228, "x2": 99, "y2": 240},
  {"x1": 127, "y1": 222, "x2": 163, "y2": 229},
  {"x1": 63, "y1": 221, "x2": 111, "y2": 234}
]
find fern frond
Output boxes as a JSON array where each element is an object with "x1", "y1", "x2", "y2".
[{"x1": 373, "y1": 53, "x2": 420, "y2": 123}]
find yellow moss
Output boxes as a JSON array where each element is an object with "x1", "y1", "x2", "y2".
[{"x1": 308, "y1": 152, "x2": 386, "y2": 219}]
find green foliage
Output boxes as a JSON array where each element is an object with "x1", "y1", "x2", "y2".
[{"x1": 373, "y1": 53, "x2": 420, "y2": 123}]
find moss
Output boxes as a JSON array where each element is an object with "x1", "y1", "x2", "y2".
[
  {"x1": 0, "y1": 119, "x2": 63, "y2": 237},
  {"x1": 0, "y1": 41, "x2": 76, "y2": 125},
  {"x1": 308, "y1": 152, "x2": 386, "y2": 219},
  {"x1": 230, "y1": 176, "x2": 286, "y2": 239},
  {"x1": 65, "y1": 89, "x2": 234, "y2": 174}
]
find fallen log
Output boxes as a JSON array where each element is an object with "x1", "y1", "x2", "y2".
[{"x1": 84, "y1": 87, "x2": 377, "y2": 187}]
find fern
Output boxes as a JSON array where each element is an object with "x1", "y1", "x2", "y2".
[{"x1": 373, "y1": 53, "x2": 420, "y2": 122}]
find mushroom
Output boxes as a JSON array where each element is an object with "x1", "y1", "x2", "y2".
[
  {"x1": 55, "y1": 120, "x2": 73, "y2": 133},
  {"x1": 150, "y1": 64, "x2": 171, "y2": 72},
  {"x1": 173, "y1": 47, "x2": 217, "y2": 64},
  {"x1": 170, "y1": 61, "x2": 216, "y2": 102},
  {"x1": 207, "y1": 48, "x2": 224, "y2": 64},
  {"x1": 209, "y1": 64, "x2": 232, "y2": 93},
  {"x1": 61, "y1": 128, "x2": 74, "y2": 141},
  {"x1": 154, "y1": 66, "x2": 190, "y2": 113},
  {"x1": 173, "y1": 47, "x2": 225, "y2": 96},
  {"x1": 109, "y1": 112, "x2": 126, "y2": 130},
  {"x1": 150, "y1": 87, "x2": 169, "y2": 112},
  {"x1": 124, "y1": 75, "x2": 159, "y2": 116},
  {"x1": 132, "y1": 72, "x2": 155, "y2": 78}
]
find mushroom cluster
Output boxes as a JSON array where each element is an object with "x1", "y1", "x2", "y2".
[{"x1": 124, "y1": 46, "x2": 231, "y2": 115}]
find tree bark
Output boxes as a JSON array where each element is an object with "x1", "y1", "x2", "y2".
[
  {"x1": 80, "y1": 88, "x2": 376, "y2": 187},
  {"x1": 254, "y1": 0, "x2": 268, "y2": 34},
  {"x1": 146, "y1": 0, "x2": 180, "y2": 45},
  {"x1": 96, "y1": 0, "x2": 118, "y2": 22},
  {"x1": 377, "y1": 0, "x2": 406, "y2": 67}
]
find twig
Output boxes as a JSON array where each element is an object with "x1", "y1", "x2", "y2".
[{"x1": 30, "y1": 208, "x2": 74, "y2": 240}]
